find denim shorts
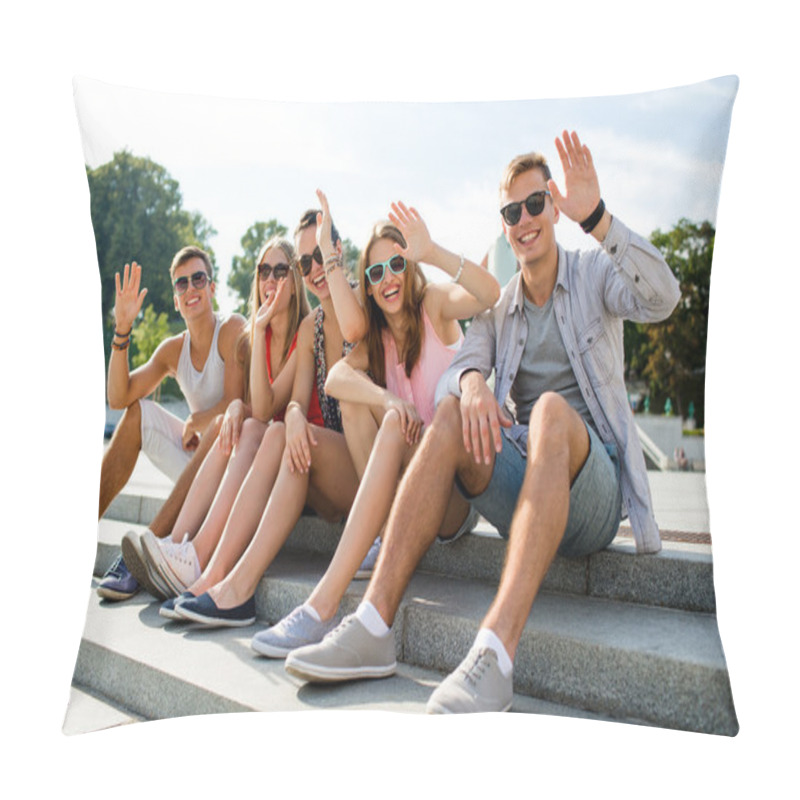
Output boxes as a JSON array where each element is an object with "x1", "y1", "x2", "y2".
[{"x1": 458, "y1": 422, "x2": 622, "y2": 558}]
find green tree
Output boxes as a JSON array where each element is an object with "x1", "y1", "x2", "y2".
[
  {"x1": 624, "y1": 219, "x2": 713, "y2": 426},
  {"x1": 227, "y1": 220, "x2": 288, "y2": 315},
  {"x1": 86, "y1": 151, "x2": 217, "y2": 359},
  {"x1": 130, "y1": 305, "x2": 179, "y2": 399}
]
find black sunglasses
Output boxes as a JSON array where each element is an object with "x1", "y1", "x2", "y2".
[
  {"x1": 258, "y1": 262, "x2": 291, "y2": 281},
  {"x1": 366, "y1": 255, "x2": 406, "y2": 286},
  {"x1": 173, "y1": 270, "x2": 210, "y2": 295},
  {"x1": 298, "y1": 246, "x2": 323, "y2": 277},
  {"x1": 500, "y1": 190, "x2": 551, "y2": 226}
]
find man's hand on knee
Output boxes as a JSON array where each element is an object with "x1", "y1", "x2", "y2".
[{"x1": 459, "y1": 371, "x2": 512, "y2": 465}]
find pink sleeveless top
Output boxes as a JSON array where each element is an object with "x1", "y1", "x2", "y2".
[{"x1": 382, "y1": 306, "x2": 463, "y2": 426}]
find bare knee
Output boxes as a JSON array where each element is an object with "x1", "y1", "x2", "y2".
[
  {"x1": 257, "y1": 420, "x2": 286, "y2": 463},
  {"x1": 429, "y1": 395, "x2": 463, "y2": 445},
  {"x1": 528, "y1": 393, "x2": 588, "y2": 472}
]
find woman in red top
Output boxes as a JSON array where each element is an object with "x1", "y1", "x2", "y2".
[{"x1": 144, "y1": 236, "x2": 310, "y2": 602}]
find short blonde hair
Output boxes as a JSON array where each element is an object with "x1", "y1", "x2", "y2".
[{"x1": 500, "y1": 152, "x2": 551, "y2": 195}]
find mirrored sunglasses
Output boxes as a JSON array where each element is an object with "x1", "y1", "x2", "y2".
[{"x1": 173, "y1": 270, "x2": 210, "y2": 295}]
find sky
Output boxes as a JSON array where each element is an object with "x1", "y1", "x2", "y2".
[
  {"x1": 73, "y1": 75, "x2": 737, "y2": 313},
  {"x1": 4, "y1": 0, "x2": 798, "y2": 796}
]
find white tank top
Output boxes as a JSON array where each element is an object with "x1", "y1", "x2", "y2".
[{"x1": 176, "y1": 314, "x2": 226, "y2": 413}]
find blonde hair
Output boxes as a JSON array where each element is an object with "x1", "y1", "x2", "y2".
[
  {"x1": 499, "y1": 152, "x2": 552, "y2": 196},
  {"x1": 358, "y1": 221, "x2": 427, "y2": 388},
  {"x1": 240, "y1": 236, "x2": 310, "y2": 402}
]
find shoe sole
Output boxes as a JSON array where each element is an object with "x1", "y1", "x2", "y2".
[
  {"x1": 285, "y1": 658, "x2": 396, "y2": 683},
  {"x1": 140, "y1": 534, "x2": 188, "y2": 597},
  {"x1": 96, "y1": 586, "x2": 137, "y2": 601},
  {"x1": 174, "y1": 605, "x2": 255, "y2": 628},
  {"x1": 425, "y1": 699, "x2": 512, "y2": 714},
  {"x1": 251, "y1": 638, "x2": 292, "y2": 659},
  {"x1": 121, "y1": 533, "x2": 169, "y2": 601},
  {"x1": 353, "y1": 569, "x2": 372, "y2": 580}
]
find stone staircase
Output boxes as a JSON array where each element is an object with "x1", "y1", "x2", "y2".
[{"x1": 66, "y1": 490, "x2": 737, "y2": 736}]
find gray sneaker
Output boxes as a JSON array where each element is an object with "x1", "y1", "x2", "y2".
[
  {"x1": 252, "y1": 605, "x2": 339, "y2": 658},
  {"x1": 121, "y1": 530, "x2": 169, "y2": 601},
  {"x1": 354, "y1": 538, "x2": 380, "y2": 579},
  {"x1": 285, "y1": 614, "x2": 396, "y2": 683},
  {"x1": 426, "y1": 646, "x2": 513, "y2": 714}
]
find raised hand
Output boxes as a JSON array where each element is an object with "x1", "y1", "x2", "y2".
[
  {"x1": 548, "y1": 131, "x2": 602, "y2": 224},
  {"x1": 315, "y1": 189, "x2": 336, "y2": 258},
  {"x1": 254, "y1": 275, "x2": 291, "y2": 332},
  {"x1": 388, "y1": 201, "x2": 434, "y2": 264},
  {"x1": 114, "y1": 261, "x2": 148, "y2": 331}
]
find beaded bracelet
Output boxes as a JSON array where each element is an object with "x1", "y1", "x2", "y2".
[
  {"x1": 111, "y1": 340, "x2": 130, "y2": 351},
  {"x1": 324, "y1": 254, "x2": 342, "y2": 276}
]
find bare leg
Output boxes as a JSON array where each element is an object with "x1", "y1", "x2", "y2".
[
  {"x1": 480, "y1": 393, "x2": 589, "y2": 660},
  {"x1": 170, "y1": 418, "x2": 268, "y2": 546},
  {"x1": 307, "y1": 411, "x2": 412, "y2": 620},
  {"x1": 208, "y1": 427, "x2": 358, "y2": 609},
  {"x1": 148, "y1": 415, "x2": 223, "y2": 538},
  {"x1": 364, "y1": 396, "x2": 493, "y2": 625},
  {"x1": 187, "y1": 422, "x2": 286, "y2": 594},
  {"x1": 98, "y1": 402, "x2": 142, "y2": 519},
  {"x1": 339, "y1": 399, "x2": 382, "y2": 479}
]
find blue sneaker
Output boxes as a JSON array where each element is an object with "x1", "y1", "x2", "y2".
[
  {"x1": 159, "y1": 592, "x2": 195, "y2": 621},
  {"x1": 97, "y1": 553, "x2": 140, "y2": 601},
  {"x1": 175, "y1": 592, "x2": 256, "y2": 628}
]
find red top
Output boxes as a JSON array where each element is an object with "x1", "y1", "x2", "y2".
[{"x1": 265, "y1": 327, "x2": 323, "y2": 426}]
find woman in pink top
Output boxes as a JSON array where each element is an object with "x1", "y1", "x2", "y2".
[{"x1": 251, "y1": 201, "x2": 500, "y2": 658}]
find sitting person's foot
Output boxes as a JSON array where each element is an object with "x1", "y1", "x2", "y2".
[
  {"x1": 97, "y1": 553, "x2": 139, "y2": 601},
  {"x1": 121, "y1": 530, "x2": 169, "y2": 601},
  {"x1": 175, "y1": 591, "x2": 256, "y2": 628},
  {"x1": 141, "y1": 531, "x2": 200, "y2": 596},
  {"x1": 159, "y1": 591, "x2": 195, "y2": 621},
  {"x1": 252, "y1": 604, "x2": 339, "y2": 658},
  {"x1": 284, "y1": 614, "x2": 396, "y2": 682},
  {"x1": 425, "y1": 646, "x2": 513, "y2": 714}
]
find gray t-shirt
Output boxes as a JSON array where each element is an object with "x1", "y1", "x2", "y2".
[{"x1": 510, "y1": 295, "x2": 594, "y2": 431}]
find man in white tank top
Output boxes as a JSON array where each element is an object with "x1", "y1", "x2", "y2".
[{"x1": 97, "y1": 246, "x2": 246, "y2": 600}]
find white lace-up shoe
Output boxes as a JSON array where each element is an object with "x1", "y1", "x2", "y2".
[
  {"x1": 426, "y1": 647, "x2": 513, "y2": 714},
  {"x1": 354, "y1": 538, "x2": 381, "y2": 579},
  {"x1": 142, "y1": 531, "x2": 200, "y2": 596}
]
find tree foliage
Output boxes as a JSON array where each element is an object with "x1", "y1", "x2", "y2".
[
  {"x1": 86, "y1": 151, "x2": 217, "y2": 360},
  {"x1": 624, "y1": 219, "x2": 713, "y2": 426}
]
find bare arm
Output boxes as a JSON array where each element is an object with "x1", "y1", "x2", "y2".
[
  {"x1": 315, "y1": 189, "x2": 369, "y2": 343},
  {"x1": 388, "y1": 201, "x2": 501, "y2": 320}
]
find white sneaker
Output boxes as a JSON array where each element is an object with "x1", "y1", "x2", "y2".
[
  {"x1": 142, "y1": 532, "x2": 200, "y2": 596},
  {"x1": 354, "y1": 538, "x2": 381, "y2": 579},
  {"x1": 426, "y1": 646, "x2": 513, "y2": 714}
]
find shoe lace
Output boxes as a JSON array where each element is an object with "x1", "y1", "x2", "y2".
[
  {"x1": 106, "y1": 553, "x2": 126, "y2": 579},
  {"x1": 456, "y1": 648, "x2": 491, "y2": 689}
]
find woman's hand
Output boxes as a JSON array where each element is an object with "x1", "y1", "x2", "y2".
[
  {"x1": 114, "y1": 261, "x2": 148, "y2": 332},
  {"x1": 385, "y1": 396, "x2": 424, "y2": 446},
  {"x1": 181, "y1": 413, "x2": 202, "y2": 452},
  {"x1": 254, "y1": 276, "x2": 291, "y2": 332},
  {"x1": 218, "y1": 399, "x2": 246, "y2": 455},
  {"x1": 315, "y1": 189, "x2": 337, "y2": 259},
  {"x1": 284, "y1": 403, "x2": 317, "y2": 474},
  {"x1": 388, "y1": 201, "x2": 434, "y2": 264}
]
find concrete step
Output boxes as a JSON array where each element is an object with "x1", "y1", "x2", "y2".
[
  {"x1": 70, "y1": 585, "x2": 614, "y2": 730},
  {"x1": 84, "y1": 519, "x2": 737, "y2": 735},
  {"x1": 98, "y1": 495, "x2": 717, "y2": 613}
]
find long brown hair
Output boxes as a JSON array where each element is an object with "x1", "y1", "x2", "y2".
[
  {"x1": 359, "y1": 221, "x2": 427, "y2": 388},
  {"x1": 240, "y1": 236, "x2": 310, "y2": 402}
]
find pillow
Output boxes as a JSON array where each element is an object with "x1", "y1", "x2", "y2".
[{"x1": 64, "y1": 76, "x2": 739, "y2": 739}]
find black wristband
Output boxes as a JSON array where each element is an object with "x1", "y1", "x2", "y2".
[
  {"x1": 114, "y1": 327, "x2": 132, "y2": 339},
  {"x1": 580, "y1": 198, "x2": 606, "y2": 234}
]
